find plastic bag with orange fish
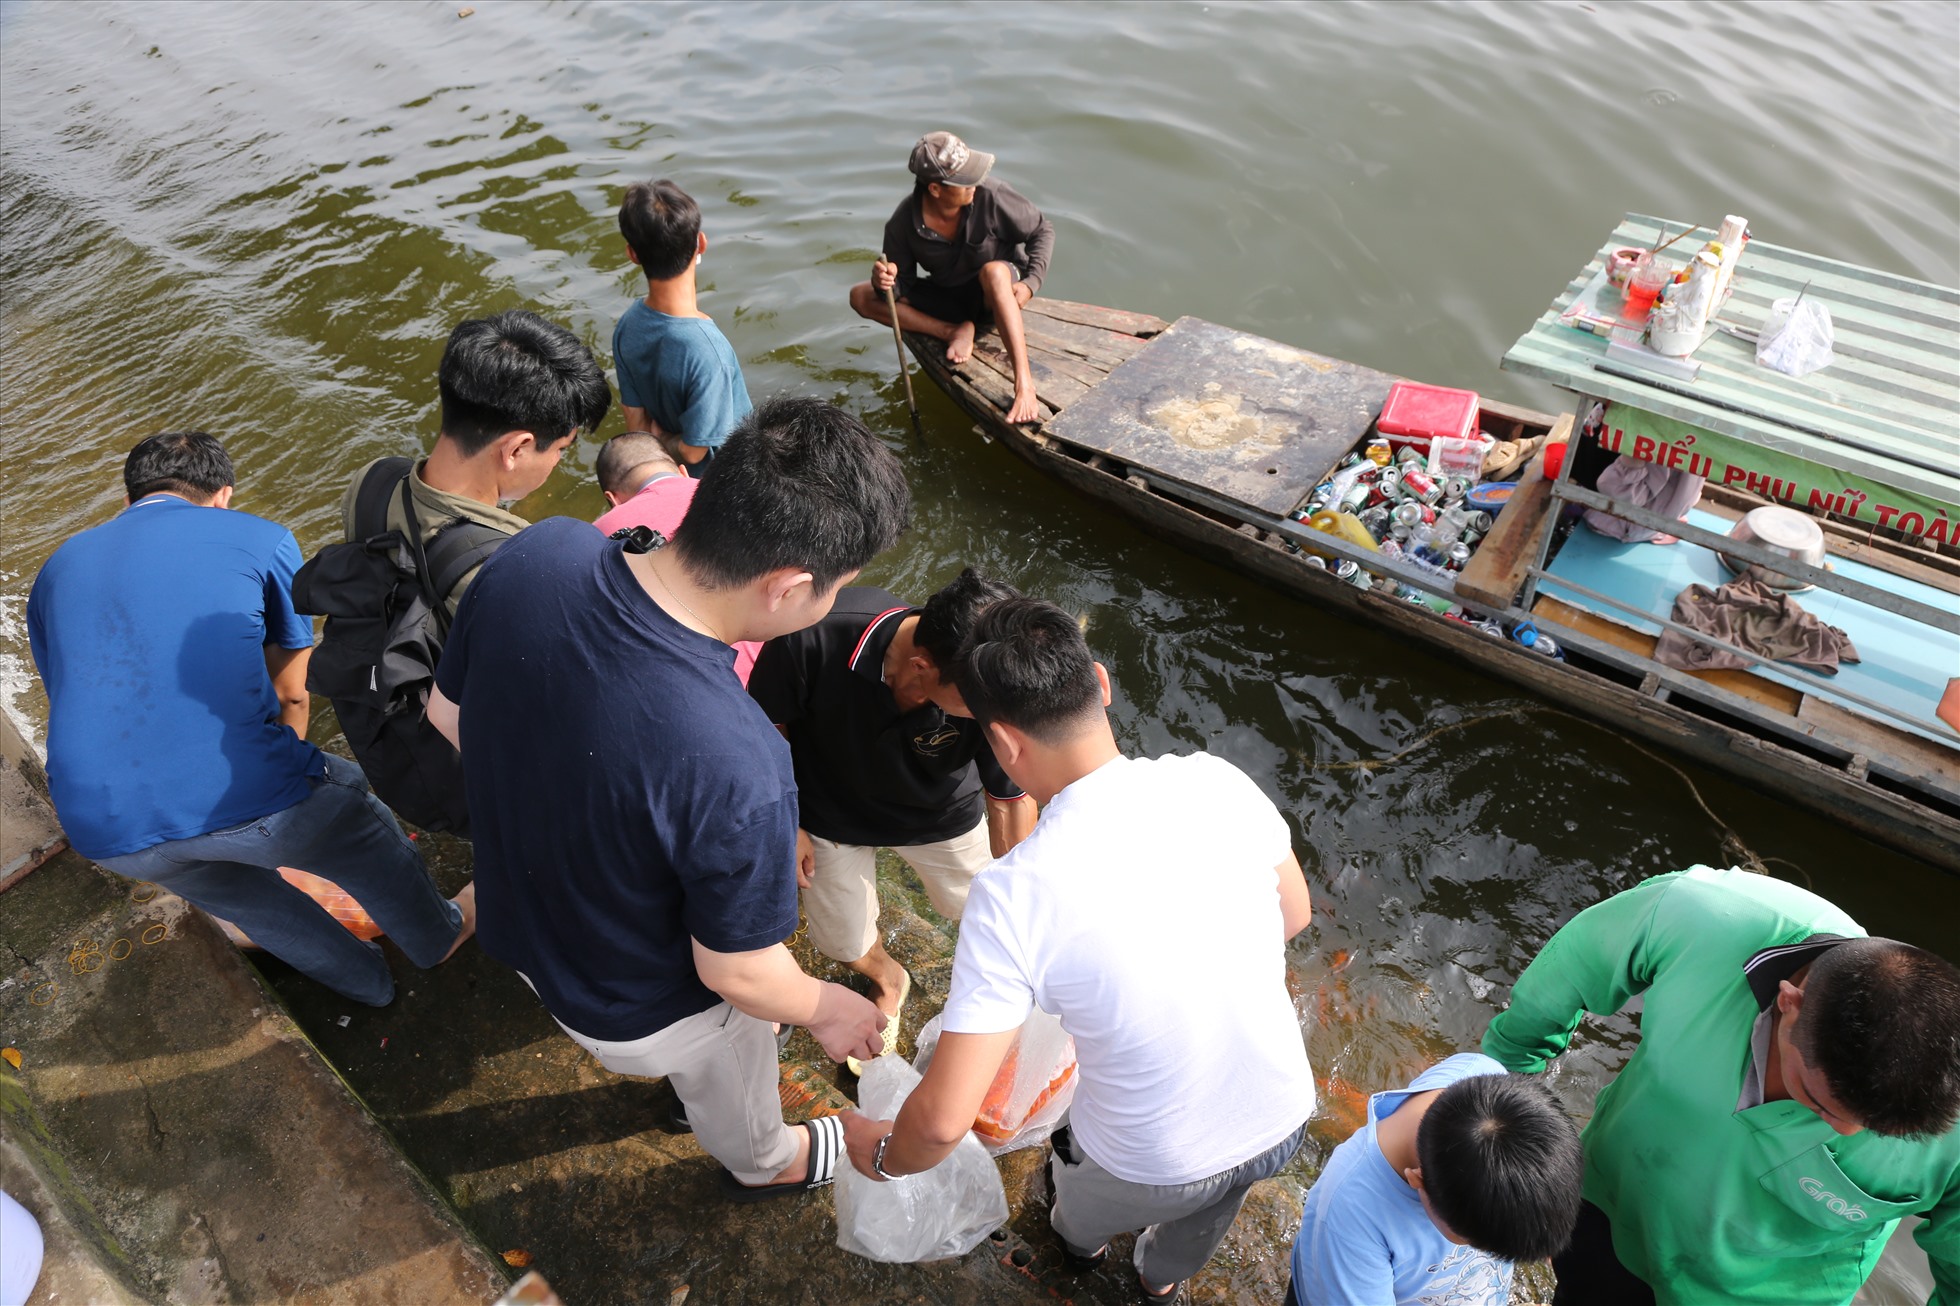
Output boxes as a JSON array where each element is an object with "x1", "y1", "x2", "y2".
[{"x1": 913, "y1": 1009, "x2": 1078, "y2": 1156}]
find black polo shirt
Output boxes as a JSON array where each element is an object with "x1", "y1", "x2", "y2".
[{"x1": 749, "y1": 586, "x2": 1024, "y2": 847}]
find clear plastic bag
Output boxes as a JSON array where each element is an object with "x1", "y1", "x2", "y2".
[
  {"x1": 1756, "y1": 297, "x2": 1834, "y2": 377},
  {"x1": 914, "y1": 1010, "x2": 1079, "y2": 1156},
  {"x1": 834, "y1": 1056, "x2": 1008, "y2": 1264}
]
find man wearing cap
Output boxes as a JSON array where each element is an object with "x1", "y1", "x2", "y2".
[{"x1": 848, "y1": 132, "x2": 1055, "y2": 425}]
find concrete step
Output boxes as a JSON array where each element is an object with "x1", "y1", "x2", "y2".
[{"x1": 0, "y1": 849, "x2": 509, "y2": 1304}]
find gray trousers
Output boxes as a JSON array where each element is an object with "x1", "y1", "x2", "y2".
[
  {"x1": 522, "y1": 978, "x2": 797, "y2": 1185},
  {"x1": 1051, "y1": 1119, "x2": 1308, "y2": 1286}
]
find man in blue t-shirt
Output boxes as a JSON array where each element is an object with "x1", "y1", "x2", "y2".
[
  {"x1": 612, "y1": 179, "x2": 752, "y2": 473},
  {"x1": 430, "y1": 395, "x2": 911, "y2": 1200},
  {"x1": 1286, "y1": 1053, "x2": 1583, "y2": 1306},
  {"x1": 28, "y1": 432, "x2": 473, "y2": 1007}
]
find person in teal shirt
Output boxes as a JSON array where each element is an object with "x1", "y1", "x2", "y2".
[
  {"x1": 613, "y1": 178, "x2": 752, "y2": 472},
  {"x1": 1484, "y1": 866, "x2": 1960, "y2": 1305}
]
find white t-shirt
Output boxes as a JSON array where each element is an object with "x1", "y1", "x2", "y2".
[{"x1": 942, "y1": 751, "x2": 1315, "y2": 1186}]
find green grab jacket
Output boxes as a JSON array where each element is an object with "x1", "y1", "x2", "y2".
[{"x1": 1483, "y1": 867, "x2": 1959, "y2": 1306}]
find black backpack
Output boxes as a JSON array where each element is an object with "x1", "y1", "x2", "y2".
[{"x1": 291, "y1": 457, "x2": 507, "y2": 835}]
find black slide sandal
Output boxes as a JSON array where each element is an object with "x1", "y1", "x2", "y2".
[{"x1": 719, "y1": 1115, "x2": 843, "y2": 1203}]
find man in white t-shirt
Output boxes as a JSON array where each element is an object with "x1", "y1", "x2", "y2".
[{"x1": 842, "y1": 598, "x2": 1316, "y2": 1302}]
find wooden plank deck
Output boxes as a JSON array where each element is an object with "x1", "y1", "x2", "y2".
[
  {"x1": 1041, "y1": 317, "x2": 1397, "y2": 518},
  {"x1": 905, "y1": 296, "x2": 1166, "y2": 426}
]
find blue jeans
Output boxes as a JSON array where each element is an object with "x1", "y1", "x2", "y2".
[{"x1": 100, "y1": 754, "x2": 461, "y2": 1006}]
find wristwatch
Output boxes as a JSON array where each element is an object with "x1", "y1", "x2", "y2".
[{"x1": 872, "y1": 1132, "x2": 905, "y2": 1181}]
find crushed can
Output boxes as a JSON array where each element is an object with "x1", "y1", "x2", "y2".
[
  {"x1": 1332, "y1": 559, "x2": 1371, "y2": 590},
  {"x1": 1446, "y1": 542, "x2": 1474, "y2": 570},
  {"x1": 1466, "y1": 510, "x2": 1494, "y2": 535},
  {"x1": 1400, "y1": 467, "x2": 1444, "y2": 505},
  {"x1": 1443, "y1": 475, "x2": 1474, "y2": 502},
  {"x1": 1338, "y1": 482, "x2": 1373, "y2": 514}
]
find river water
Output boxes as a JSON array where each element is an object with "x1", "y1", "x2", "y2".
[{"x1": 4, "y1": 0, "x2": 1955, "y2": 1298}]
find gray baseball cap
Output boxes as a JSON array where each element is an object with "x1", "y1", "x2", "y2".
[{"x1": 908, "y1": 132, "x2": 994, "y2": 187}]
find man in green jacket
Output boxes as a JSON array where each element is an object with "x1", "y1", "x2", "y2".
[{"x1": 1484, "y1": 866, "x2": 1960, "y2": 1305}]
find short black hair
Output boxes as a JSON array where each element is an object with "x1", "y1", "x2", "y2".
[
  {"x1": 673, "y1": 394, "x2": 909, "y2": 592},
  {"x1": 1416, "y1": 1072, "x2": 1583, "y2": 1263},
  {"x1": 952, "y1": 598, "x2": 1103, "y2": 744},
  {"x1": 438, "y1": 309, "x2": 612, "y2": 456},
  {"x1": 124, "y1": 431, "x2": 234, "y2": 502},
  {"x1": 595, "y1": 432, "x2": 673, "y2": 499},
  {"x1": 1798, "y1": 938, "x2": 1960, "y2": 1137},
  {"x1": 915, "y1": 568, "x2": 1021, "y2": 670},
  {"x1": 619, "y1": 179, "x2": 702, "y2": 283}
]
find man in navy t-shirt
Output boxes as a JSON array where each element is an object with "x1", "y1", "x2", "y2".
[
  {"x1": 431, "y1": 395, "x2": 910, "y2": 1199},
  {"x1": 29, "y1": 432, "x2": 473, "y2": 1006}
]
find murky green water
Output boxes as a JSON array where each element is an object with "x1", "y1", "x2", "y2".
[{"x1": 4, "y1": 0, "x2": 1956, "y2": 1296}]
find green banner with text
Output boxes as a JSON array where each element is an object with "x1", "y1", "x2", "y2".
[{"x1": 1597, "y1": 406, "x2": 1956, "y2": 547}]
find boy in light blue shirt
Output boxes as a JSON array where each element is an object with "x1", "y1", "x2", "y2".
[
  {"x1": 1287, "y1": 1053, "x2": 1582, "y2": 1306},
  {"x1": 613, "y1": 179, "x2": 752, "y2": 472}
]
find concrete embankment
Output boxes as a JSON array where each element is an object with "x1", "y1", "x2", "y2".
[{"x1": 0, "y1": 714, "x2": 508, "y2": 1305}]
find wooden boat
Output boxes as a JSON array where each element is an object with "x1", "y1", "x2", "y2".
[{"x1": 901, "y1": 223, "x2": 1960, "y2": 874}]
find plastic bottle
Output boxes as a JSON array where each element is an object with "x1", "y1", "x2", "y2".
[
  {"x1": 1510, "y1": 621, "x2": 1566, "y2": 661},
  {"x1": 1307, "y1": 510, "x2": 1381, "y2": 556}
]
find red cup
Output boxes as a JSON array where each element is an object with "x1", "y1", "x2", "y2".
[{"x1": 1625, "y1": 261, "x2": 1672, "y2": 322}]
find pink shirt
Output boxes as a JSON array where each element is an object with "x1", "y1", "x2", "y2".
[{"x1": 594, "y1": 476, "x2": 760, "y2": 685}]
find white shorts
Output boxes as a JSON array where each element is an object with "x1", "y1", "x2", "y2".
[{"x1": 803, "y1": 818, "x2": 991, "y2": 962}]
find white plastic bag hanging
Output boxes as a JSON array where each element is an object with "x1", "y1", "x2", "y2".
[
  {"x1": 914, "y1": 1010, "x2": 1080, "y2": 1157},
  {"x1": 1756, "y1": 297, "x2": 1834, "y2": 377},
  {"x1": 834, "y1": 1056, "x2": 1008, "y2": 1263}
]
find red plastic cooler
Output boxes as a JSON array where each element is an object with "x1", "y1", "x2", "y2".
[{"x1": 1376, "y1": 381, "x2": 1480, "y2": 454}]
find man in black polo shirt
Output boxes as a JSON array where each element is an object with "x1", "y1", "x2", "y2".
[{"x1": 749, "y1": 567, "x2": 1036, "y2": 1061}]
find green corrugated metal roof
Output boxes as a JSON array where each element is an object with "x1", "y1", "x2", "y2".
[{"x1": 1502, "y1": 213, "x2": 1960, "y2": 509}]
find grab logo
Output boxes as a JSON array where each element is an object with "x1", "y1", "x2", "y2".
[{"x1": 1799, "y1": 1177, "x2": 1868, "y2": 1221}]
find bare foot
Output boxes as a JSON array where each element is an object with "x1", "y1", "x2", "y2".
[
  {"x1": 945, "y1": 320, "x2": 977, "y2": 365},
  {"x1": 1006, "y1": 382, "x2": 1041, "y2": 425},
  {"x1": 1649, "y1": 532, "x2": 1681, "y2": 545},
  {"x1": 440, "y1": 881, "x2": 477, "y2": 962}
]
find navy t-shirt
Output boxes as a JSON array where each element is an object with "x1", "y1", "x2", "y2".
[
  {"x1": 27, "y1": 495, "x2": 322, "y2": 859},
  {"x1": 435, "y1": 517, "x2": 798, "y2": 1042}
]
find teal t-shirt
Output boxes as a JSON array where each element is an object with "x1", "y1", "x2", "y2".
[{"x1": 610, "y1": 301, "x2": 752, "y2": 451}]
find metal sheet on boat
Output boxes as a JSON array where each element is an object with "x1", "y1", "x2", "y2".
[{"x1": 1043, "y1": 316, "x2": 1395, "y2": 516}]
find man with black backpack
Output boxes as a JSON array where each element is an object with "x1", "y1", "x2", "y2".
[{"x1": 297, "y1": 310, "x2": 610, "y2": 835}]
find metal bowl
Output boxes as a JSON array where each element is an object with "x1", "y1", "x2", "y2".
[{"x1": 1718, "y1": 506, "x2": 1827, "y2": 591}]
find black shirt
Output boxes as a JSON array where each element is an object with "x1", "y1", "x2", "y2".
[
  {"x1": 748, "y1": 587, "x2": 1024, "y2": 847},
  {"x1": 881, "y1": 178, "x2": 1054, "y2": 299}
]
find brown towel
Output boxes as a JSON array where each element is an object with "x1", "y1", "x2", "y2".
[{"x1": 1654, "y1": 576, "x2": 1861, "y2": 675}]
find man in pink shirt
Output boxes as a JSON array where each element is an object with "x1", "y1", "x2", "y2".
[{"x1": 593, "y1": 432, "x2": 760, "y2": 683}]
